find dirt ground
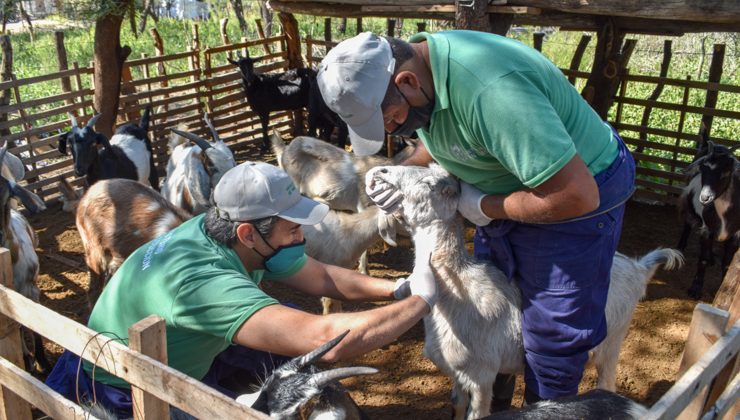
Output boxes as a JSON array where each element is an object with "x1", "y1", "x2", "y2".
[{"x1": 28, "y1": 191, "x2": 726, "y2": 418}]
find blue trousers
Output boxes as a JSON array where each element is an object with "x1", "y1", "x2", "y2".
[
  {"x1": 45, "y1": 342, "x2": 289, "y2": 418},
  {"x1": 473, "y1": 132, "x2": 635, "y2": 399}
]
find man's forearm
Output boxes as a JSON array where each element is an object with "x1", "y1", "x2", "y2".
[{"x1": 323, "y1": 264, "x2": 396, "y2": 301}]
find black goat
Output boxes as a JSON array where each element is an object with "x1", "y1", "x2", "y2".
[
  {"x1": 58, "y1": 106, "x2": 158, "y2": 190},
  {"x1": 483, "y1": 389, "x2": 647, "y2": 420},
  {"x1": 307, "y1": 71, "x2": 349, "y2": 149},
  {"x1": 677, "y1": 132, "x2": 740, "y2": 299},
  {"x1": 236, "y1": 331, "x2": 376, "y2": 419},
  {"x1": 227, "y1": 52, "x2": 312, "y2": 153}
]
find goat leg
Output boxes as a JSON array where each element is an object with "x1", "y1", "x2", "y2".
[
  {"x1": 31, "y1": 330, "x2": 51, "y2": 374},
  {"x1": 677, "y1": 223, "x2": 692, "y2": 251},
  {"x1": 688, "y1": 234, "x2": 713, "y2": 299},
  {"x1": 259, "y1": 116, "x2": 270, "y2": 154}
]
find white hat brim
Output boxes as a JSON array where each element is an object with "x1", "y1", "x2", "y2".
[
  {"x1": 347, "y1": 105, "x2": 385, "y2": 156},
  {"x1": 278, "y1": 196, "x2": 330, "y2": 225}
]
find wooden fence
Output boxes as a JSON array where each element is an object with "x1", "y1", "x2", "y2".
[
  {"x1": 0, "y1": 243, "x2": 737, "y2": 418},
  {"x1": 0, "y1": 33, "x2": 297, "y2": 205},
  {"x1": 0, "y1": 31, "x2": 737, "y2": 206}
]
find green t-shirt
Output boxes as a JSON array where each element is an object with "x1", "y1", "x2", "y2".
[
  {"x1": 83, "y1": 214, "x2": 307, "y2": 389},
  {"x1": 409, "y1": 31, "x2": 618, "y2": 195}
]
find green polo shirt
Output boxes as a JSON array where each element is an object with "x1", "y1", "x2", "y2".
[
  {"x1": 409, "y1": 30, "x2": 618, "y2": 195},
  {"x1": 83, "y1": 214, "x2": 307, "y2": 389}
]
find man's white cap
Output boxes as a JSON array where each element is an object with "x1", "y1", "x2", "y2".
[
  {"x1": 317, "y1": 32, "x2": 395, "y2": 156},
  {"x1": 213, "y1": 161, "x2": 328, "y2": 224}
]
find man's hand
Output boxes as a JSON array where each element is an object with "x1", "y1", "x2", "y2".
[
  {"x1": 393, "y1": 277, "x2": 411, "y2": 300},
  {"x1": 407, "y1": 259, "x2": 437, "y2": 309},
  {"x1": 458, "y1": 181, "x2": 493, "y2": 226},
  {"x1": 365, "y1": 170, "x2": 403, "y2": 213}
]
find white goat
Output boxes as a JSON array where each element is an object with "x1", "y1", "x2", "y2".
[
  {"x1": 368, "y1": 164, "x2": 683, "y2": 420},
  {"x1": 270, "y1": 133, "x2": 415, "y2": 274},
  {"x1": 0, "y1": 144, "x2": 50, "y2": 373},
  {"x1": 75, "y1": 178, "x2": 191, "y2": 308},
  {"x1": 161, "y1": 114, "x2": 236, "y2": 215},
  {"x1": 303, "y1": 205, "x2": 398, "y2": 314}
]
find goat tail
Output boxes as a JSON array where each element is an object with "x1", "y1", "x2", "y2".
[{"x1": 638, "y1": 247, "x2": 684, "y2": 276}]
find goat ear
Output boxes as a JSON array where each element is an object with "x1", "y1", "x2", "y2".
[
  {"x1": 95, "y1": 133, "x2": 112, "y2": 149},
  {"x1": 378, "y1": 213, "x2": 398, "y2": 247},
  {"x1": 58, "y1": 133, "x2": 68, "y2": 155},
  {"x1": 10, "y1": 182, "x2": 46, "y2": 214},
  {"x1": 226, "y1": 56, "x2": 238, "y2": 66},
  {"x1": 235, "y1": 391, "x2": 263, "y2": 409}
]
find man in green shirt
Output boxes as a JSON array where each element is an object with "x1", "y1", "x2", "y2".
[
  {"x1": 317, "y1": 31, "x2": 635, "y2": 409},
  {"x1": 46, "y1": 161, "x2": 436, "y2": 418}
]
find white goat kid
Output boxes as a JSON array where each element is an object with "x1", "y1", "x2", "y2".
[
  {"x1": 368, "y1": 164, "x2": 683, "y2": 420},
  {"x1": 303, "y1": 205, "x2": 398, "y2": 313},
  {"x1": 161, "y1": 114, "x2": 236, "y2": 215}
]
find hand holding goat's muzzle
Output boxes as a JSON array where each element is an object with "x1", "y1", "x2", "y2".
[{"x1": 365, "y1": 167, "x2": 403, "y2": 213}]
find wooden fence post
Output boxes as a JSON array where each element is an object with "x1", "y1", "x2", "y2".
[
  {"x1": 191, "y1": 22, "x2": 200, "y2": 70},
  {"x1": 675, "y1": 304, "x2": 730, "y2": 420},
  {"x1": 0, "y1": 248, "x2": 33, "y2": 420},
  {"x1": 417, "y1": 21, "x2": 426, "y2": 32},
  {"x1": 635, "y1": 40, "x2": 672, "y2": 154},
  {"x1": 55, "y1": 31, "x2": 73, "y2": 107},
  {"x1": 356, "y1": 17, "x2": 362, "y2": 34},
  {"x1": 279, "y1": 12, "x2": 304, "y2": 137},
  {"x1": 386, "y1": 19, "x2": 395, "y2": 37},
  {"x1": 324, "y1": 18, "x2": 332, "y2": 55},
  {"x1": 0, "y1": 34, "x2": 13, "y2": 138},
  {"x1": 670, "y1": 75, "x2": 692, "y2": 187},
  {"x1": 255, "y1": 18, "x2": 272, "y2": 55},
  {"x1": 533, "y1": 32, "x2": 544, "y2": 51},
  {"x1": 129, "y1": 315, "x2": 169, "y2": 420},
  {"x1": 150, "y1": 28, "x2": 169, "y2": 115},
  {"x1": 568, "y1": 34, "x2": 591, "y2": 86},
  {"x1": 220, "y1": 18, "x2": 231, "y2": 45},
  {"x1": 699, "y1": 44, "x2": 725, "y2": 140}
]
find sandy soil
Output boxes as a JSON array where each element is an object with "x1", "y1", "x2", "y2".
[{"x1": 28, "y1": 187, "x2": 726, "y2": 418}]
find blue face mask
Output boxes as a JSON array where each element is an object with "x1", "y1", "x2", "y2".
[
  {"x1": 389, "y1": 86, "x2": 435, "y2": 137},
  {"x1": 254, "y1": 231, "x2": 306, "y2": 272}
]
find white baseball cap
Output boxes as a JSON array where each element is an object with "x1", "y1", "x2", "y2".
[
  {"x1": 213, "y1": 161, "x2": 328, "y2": 225},
  {"x1": 317, "y1": 32, "x2": 395, "y2": 156}
]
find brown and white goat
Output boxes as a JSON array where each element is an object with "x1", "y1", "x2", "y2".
[
  {"x1": 0, "y1": 144, "x2": 50, "y2": 373},
  {"x1": 75, "y1": 178, "x2": 191, "y2": 308}
]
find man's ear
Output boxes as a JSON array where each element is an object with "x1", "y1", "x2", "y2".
[
  {"x1": 236, "y1": 223, "x2": 256, "y2": 247},
  {"x1": 395, "y1": 70, "x2": 420, "y2": 90}
]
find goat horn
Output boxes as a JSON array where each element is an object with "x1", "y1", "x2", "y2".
[
  {"x1": 203, "y1": 113, "x2": 221, "y2": 143},
  {"x1": 310, "y1": 367, "x2": 379, "y2": 389},
  {"x1": 86, "y1": 113, "x2": 102, "y2": 129},
  {"x1": 69, "y1": 113, "x2": 78, "y2": 129},
  {"x1": 294, "y1": 330, "x2": 350, "y2": 369},
  {"x1": 171, "y1": 128, "x2": 212, "y2": 151}
]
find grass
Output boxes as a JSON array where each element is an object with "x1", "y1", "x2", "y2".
[{"x1": 3, "y1": 12, "x2": 738, "y2": 177}]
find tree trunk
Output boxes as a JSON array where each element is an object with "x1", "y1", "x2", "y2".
[
  {"x1": 93, "y1": 4, "x2": 132, "y2": 137},
  {"x1": 259, "y1": 1, "x2": 273, "y2": 36},
  {"x1": 138, "y1": 0, "x2": 153, "y2": 34},
  {"x1": 454, "y1": 0, "x2": 488, "y2": 31},
  {"x1": 229, "y1": 0, "x2": 249, "y2": 35}
]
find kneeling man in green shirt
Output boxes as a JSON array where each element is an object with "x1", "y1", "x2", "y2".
[{"x1": 46, "y1": 161, "x2": 435, "y2": 418}]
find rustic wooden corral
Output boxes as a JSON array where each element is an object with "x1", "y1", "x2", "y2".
[
  {"x1": 268, "y1": 0, "x2": 740, "y2": 34},
  {"x1": 0, "y1": 248, "x2": 270, "y2": 420}
]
